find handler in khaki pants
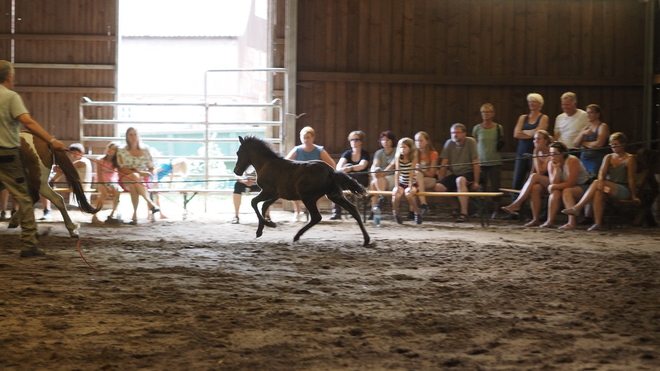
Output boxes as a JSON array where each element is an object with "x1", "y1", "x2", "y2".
[{"x1": 0, "y1": 60, "x2": 66, "y2": 257}]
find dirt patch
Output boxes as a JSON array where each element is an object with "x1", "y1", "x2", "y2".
[{"x1": 1, "y1": 210, "x2": 659, "y2": 370}]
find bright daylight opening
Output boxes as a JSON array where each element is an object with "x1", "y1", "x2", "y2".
[{"x1": 116, "y1": 0, "x2": 272, "y2": 189}]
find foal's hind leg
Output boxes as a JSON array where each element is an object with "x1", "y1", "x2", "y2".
[
  {"x1": 41, "y1": 185, "x2": 80, "y2": 238},
  {"x1": 293, "y1": 198, "x2": 323, "y2": 242},
  {"x1": 261, "y1": 198, "x2": 277, "y2": 228},
  {"x1": 327, "y1": 194, "x2": 370, "y2": 246}
]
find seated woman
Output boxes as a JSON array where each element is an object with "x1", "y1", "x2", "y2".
[
  {"x1": 541, "y1": 141, "x2": 591, "y2": 229},
  {"x1": 368, "y1": 130, "x2": 396, "y2": 217},
  {"x1": 391, "y1": 137, "x2": 423, "y2": 224},
  {"x1": 117, "y1": 127, "x2": 160, "y2": 225},
  {"x1": 501, "y1": 130, "x2": 553, "y2": 226},
  {"x1": 562, "y1": 132, "x2": 639, "y2": 231},
  {"x1": 331, "y1": 130, "x2": 370, "y2": 220},
  {"x1": 414, "y1": 131, "x2": 438, "y2": 215},
  {"x1": 284, "y1": 126, "x2": 336, "y2": 221},
  {"x1": 92, "y1": 142, "x2": 121, "y2": 224}
]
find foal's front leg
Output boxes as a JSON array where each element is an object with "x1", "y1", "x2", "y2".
[{"x1": 251, "y1": 192, "x2": 274, "y2": 238}]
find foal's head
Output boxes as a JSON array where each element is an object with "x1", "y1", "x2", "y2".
[{"x1": 234, "y1": 135, "x2": 281, "y2": 175}]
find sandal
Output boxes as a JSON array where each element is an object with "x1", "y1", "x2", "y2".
[
  {"x1": 501, "y1": 206, "x2": 519, "y2": 217},
  {"x1": 129, "y1": 219, "x2": 138, "y2": 225},
  {"x1": 264, "y1": 216, "x2": 272, "y2": 223},
  {"x1": 524, "y1": 220, "x2": 541, "y2": 227},
  {"x1": 450, "y1": 208, "x2": 460, "y2": 219},
  {"x1": 231, "y1": 216, "x2": 239, "y2": 224},
  {"x1": 456, "y1": 213, "x2": 468, "y2": 223},
  {"x1": 587, "y1": 223, "x2": 601, "y2": 231},
  {"x1": 558, "y1": 223, "x2": 575, "y2": 230},
  {"x1": 561, "y1": 207, "x2": 579, "y2": 216}
]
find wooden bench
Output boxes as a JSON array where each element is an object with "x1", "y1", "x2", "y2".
[
  {"x1": 54, "y1": 187, "x2": 235, "y2": 220},
  {"x1": 349, "y1": 190, "x2": 503, "y2": 226}
]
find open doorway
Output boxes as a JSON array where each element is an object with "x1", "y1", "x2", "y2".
[{"x1": 114, "y1": 0, "x2": 274, "y2": 188}]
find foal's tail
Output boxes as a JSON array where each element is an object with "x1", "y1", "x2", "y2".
[
  {"x1": 331, "y1": 171, "x2": 367, "y2": 196},
  {"x1": 53, "y1": 150, "x2": 102, "y2": 214}
]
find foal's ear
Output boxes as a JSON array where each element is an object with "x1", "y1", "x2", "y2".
[{"x1": 238, "y1": 136, "x2": 244, "y2": 144}]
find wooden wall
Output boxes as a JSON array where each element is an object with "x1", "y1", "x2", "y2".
[
  {"x1": 0, "y1": 0, "x2": 116, "y2": 147},
  {"x1": 294, "y1": 0, "x2": 648, "y2": 157}
]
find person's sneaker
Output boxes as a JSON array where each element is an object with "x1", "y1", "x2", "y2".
[
  {"x1": 231, "y1": 216, "x2": 240, "y2": 224},
  {"x1": 420, "y1": 204, "x2": 429, "y2": 215},
  {"x1": 38, "y1": 209, "x2": 52, "y2": 221},
  {"x1": 414, "y1": 213, "x2": 422, "y2": 225},
  {"x1": 329, "y1": 213, "x2": 342, "y2": 220},
  {"x1": 294, "y1": 211, "x2": 307, "y2": 222},
  {"x1": 406, "y1": 211, "x2": 415, "y2": 220},
  {"x1": 578, "y1": 217, "x2": 594, "y2": 226},
  {"x1": 377, "y1": 195, "x2": 387, "y2": 206},
  {"x1": 20, "y1": 248, "x2": 45, "y2": 257},
  {"x1": 0, "y1": 211, "x2": 6, "y2": 220}
]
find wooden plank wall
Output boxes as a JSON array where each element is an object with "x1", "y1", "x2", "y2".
[
  {"x1": 0, "y1": 0, "x2": 116, "y2": 149},
  {"x1": 295, "y1": 0, "x2": 647, "y2": 157}
]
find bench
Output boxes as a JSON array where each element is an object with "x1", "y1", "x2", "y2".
[
  {"x1": 54, "y1": 187, "x2": 235, "y2": 220},
  {"x1": 349, "y1": 190, "x2": 503, "y2": 226}
]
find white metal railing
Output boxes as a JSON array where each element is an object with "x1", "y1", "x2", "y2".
[{"x1": 80, "y1": 68, "x2": 287, "y2": 190}]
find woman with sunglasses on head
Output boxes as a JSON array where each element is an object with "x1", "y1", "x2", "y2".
[
  {"x1": 562, "y1": 132, "x2": 639, "y2": 231},
  {"x1": 331, "y1": 130, "x2": 370, "y2": 220},
  {"x1": 368, "y1": 130, "x2": 397, "y2": 217},
  {"x1": 541, "y1": 140, "x2": 590, "y2": 229},
  {"x1": 501, "y1": 130, "x2": 553, "y2": 226}
]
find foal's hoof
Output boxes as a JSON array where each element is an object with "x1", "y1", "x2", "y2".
[
  {"x1": 265, "y1": 221, "x2": 276, "y2": 228},
  {"x1": 363, "y1": 236, "x2": 370, "y2": 246},
  {"x1": 68, "y1": 230, "x2": 80, "y2": 238}
]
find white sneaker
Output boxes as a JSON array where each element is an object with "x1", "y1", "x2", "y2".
[{"x1": 294, "y1": 211, "x2": 306, "y2": 222}]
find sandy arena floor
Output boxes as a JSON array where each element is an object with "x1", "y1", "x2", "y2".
[{"x1": 1, "y1": 202, "x2": 659, "y2": 370}]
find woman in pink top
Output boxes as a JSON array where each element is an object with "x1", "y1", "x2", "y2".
[
  {"x1": 414, "y1": 131, "x2": 438, "y2": 215},
  {"x1": 92, "y1": 142, "x2": 121, "y2": 223}
]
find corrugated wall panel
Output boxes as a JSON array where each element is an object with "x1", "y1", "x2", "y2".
[
  {"x1": 295, "y1": 0, "x2": 647, "y2": 157},
  {"x1": 3, "y1": 0, "x2": 117, "y2": 143}
]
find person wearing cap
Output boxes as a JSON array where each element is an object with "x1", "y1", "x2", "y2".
[
  {"x1": 0, "y1": 60, "x2": 66, "y2": 257},
  {"x1": 46, "y1": 143, "x2": 93, "y2": 208}
]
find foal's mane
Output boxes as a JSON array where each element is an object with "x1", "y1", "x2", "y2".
[{"x1": 242, "y1": 135, "x2": 283, "y2": 159}]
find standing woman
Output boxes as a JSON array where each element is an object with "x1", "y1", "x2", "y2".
[
  {"x1": 414, "y1": 131, "x2": 438, "y2": 215},
  {"x1": 573, "y1": 104, "x2": 610, "y2": 176},
  {"x1": 368, "y1": 130, "x2": 397, "y2": 214},
  {"x1": 472, "y1": 103, "x2": 503, "y2": 219},
  {"x1": 512, "y1": 93, "x2": 549, "y2": 195},
  {"x1": 562, "y1": 132, "x2": 639, "y2": 231},
  {"x1": 332, "y1": 131, "x2": 370, "y2": 220},
  {"x1": 117, "y1": 127, "x2": 160, "y2": 224},
  {"x1": 285, "y1": 126, "x2": 336, "y2": 221}
]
